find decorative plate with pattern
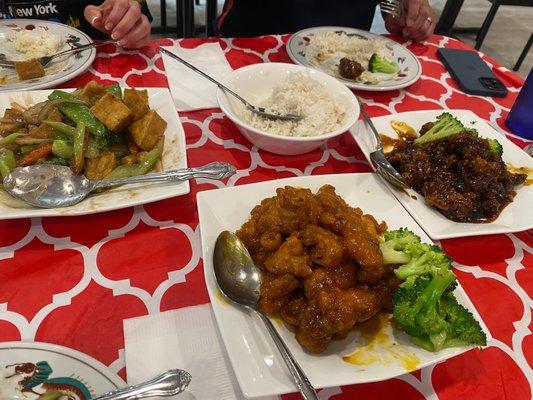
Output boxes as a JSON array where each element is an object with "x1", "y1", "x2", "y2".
[
  {"x1": 0, "y1": 342, "x2": 124, "y2": 400},
  {"x1": 287, "y1": 26, "x2": 422, "y2": 91},
  {"x1": 0, "y1": 19, "x2": 95, "y2": 92}
]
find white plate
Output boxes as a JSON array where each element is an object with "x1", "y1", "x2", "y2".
[
  {"x1": 0, "y1": 88, "x2": 189, "y2": 219},
  {"x1": 198, "y1": 173, "x2": 490, "y2": 398},
  {"x1": 0, "y1": 341, "x2": 124, "y2": 400},
  {"x1": 350, "y1": 109, "x2": 533, "y2": 240},
  {"x1": 0, "y1": 19, "x2": 95, "y2": 91},
  {"x1": 287, "y1": 26, "x2": 421, "y2": 91}
]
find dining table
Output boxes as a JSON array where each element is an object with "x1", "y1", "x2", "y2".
[{"x1": 0, "y1": 33, "x2": 532, "y2": 400}]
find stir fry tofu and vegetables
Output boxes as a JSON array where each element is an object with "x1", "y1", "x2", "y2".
[{"x1": 0, "y1": 81, "x2": 167, "y2": 184}]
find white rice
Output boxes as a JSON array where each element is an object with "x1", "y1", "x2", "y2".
[
  {"x1": 237, "y1": 72, "x2": 347, "y2": 137},
  {"x1": 308, "y1": 31, "x2": 396, "y2": 83},
  {"x1": 8, "y1": 28, "x2": 62, "y2": 60}
]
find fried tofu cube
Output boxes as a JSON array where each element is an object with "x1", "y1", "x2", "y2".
[
  {"x1": 14, "y1": 59, "x2": 45, "y2": 80},
  {"x1": 128, "y1": 110, "x2": 167, "y2": 151},
  {"x1": 78, "y1": 81, "x2": 107, "y2": 106},
  {"x1": 90, "y1": 93, "x2": 133, "y2": 133},
  {"x1": 29, "y1": 108, "x2": 62, "y2": 138},
  {"x1": 84, "y1": 151, "x2": 117, "y2": 180},
  {"x1": 123, "y1": 88, "x2": 149, "y2": 121}
]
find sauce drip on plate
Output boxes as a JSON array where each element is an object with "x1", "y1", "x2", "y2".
[{"x1": 343, "y1": 314, "x2": 420, "y2": 372}]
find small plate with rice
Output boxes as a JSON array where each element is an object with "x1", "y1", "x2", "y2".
[
  {"x1": 217, "y1": 63, "x2": 359, "y2": 155},
  {"x1": 0, "y1": 19, "x2": 95, "y2": 91},
  {"x1": 287, "y1": 26, "x2": 421, "y2": 91}
]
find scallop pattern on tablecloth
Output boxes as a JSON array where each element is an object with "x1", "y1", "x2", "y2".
[{"x1": 0, "y1": 35, "x2": 531, "y2": 399}]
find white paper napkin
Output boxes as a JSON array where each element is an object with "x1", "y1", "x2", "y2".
[
  {"x1": 123, "y1": 304, "x2": 280, "y2": 400},
  {"x1": 160, "y1": 44, "x2": 233, "y2": 112}
]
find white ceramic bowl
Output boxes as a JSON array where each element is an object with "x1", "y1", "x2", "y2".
[{"x1": 217, "y1": 63, "x2": 359, "y2": 155}]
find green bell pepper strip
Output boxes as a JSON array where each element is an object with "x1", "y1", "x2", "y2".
[
  {"x1": 43, "y1": 120, "x2": 76, "y2": 138},
  {"x1": 48, "y1": 90, "x2": 108, "y2": 137},
  {"x1": 52, "y1": 140, "x2": 73, "y2": 159},
  {"x1": 0, "y1": 132, "x2": 22, "y2": 146},
  {"x1": 105, "y1": 147, "x2": 161, "y2": 179},
  {"x1": 0, "y1": 148, "x2": 16, "y2": 178},
  {"x1": 71, "y1": 122, "x2": 86, "y2": 174},
  {"x1": 107, "y1": 84, "x2": 122, "y2": 99},
  {"x1": 20, "y1": 145, "x2": 37, "y2": 154},
  {"x1": 86, "y1": 137, "x2": 100, "y2": 159}
]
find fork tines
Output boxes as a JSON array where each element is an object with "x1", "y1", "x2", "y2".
[{"x1": 379, "y1": 0, "x2": 401, "y2": 17}]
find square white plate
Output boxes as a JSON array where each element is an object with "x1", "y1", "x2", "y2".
[
  {"x1": 198, "y1": 173, "x2": 490, "y2": 398},
  {"x1": 350, "y1": 109, "x2": 533, "y2": 240},
  {"x1": 0, "y1": 88, "x2": 188, "y2": 219}
]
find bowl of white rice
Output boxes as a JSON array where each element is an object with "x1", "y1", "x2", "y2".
[{"x1": 217, "y1": 63, "x2": 359, "y2": 155}]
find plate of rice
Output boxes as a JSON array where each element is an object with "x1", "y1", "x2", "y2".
[
  {"x1": 0, "y1": 19, "x2": 95, "y2": 91},
  {"x1": 287, "y1": 26, "x2": 421, "y2": 91}
]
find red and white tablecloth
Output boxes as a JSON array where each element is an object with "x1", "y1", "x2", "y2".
[{"x1": 0, "y1": 34, "x2": 531, "y2": 400}]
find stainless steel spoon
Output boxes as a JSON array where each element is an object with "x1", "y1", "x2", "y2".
[
  {"x1": 94, "y1": 369, "x2": 191, "y2": 400},
  {"x1": 213, "y1": 231, "x2": 318, "y2": 400},
  {"x1": 3, "y1": 162, "x2": 236, "y2": 208},
  {"x1": 159, "y1": 48, "x2": 302, "y2": 122}
]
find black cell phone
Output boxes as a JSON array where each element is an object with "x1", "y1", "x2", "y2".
[{"x1": 437, "y1": 48, "x2": 508, "y2": 97}]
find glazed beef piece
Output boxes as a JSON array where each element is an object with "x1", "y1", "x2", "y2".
[
  {"x1": 338, "y1": 57, "x2": 364, "y2": 80},
  {"x1": 386, "y1": 132, "x2": 527, "y2": 222}
]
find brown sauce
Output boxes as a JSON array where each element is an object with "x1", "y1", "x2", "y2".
[{"x1": 507, "y1": 164, "x2": 533, "y2": 186}]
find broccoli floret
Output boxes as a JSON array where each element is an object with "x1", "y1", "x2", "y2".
[
  {"x1": 486, "y1": 138, "x2": 503, "y2": 156},
  {"x1": 394, "y1": 244, "x2": 452, "y2": 280},
  {"x1": 368, "y1": 53, "x2": 398, "y2": 74},
  {"x1": 404, "y1": 289, "x2": 487, "y2": 351},
  {"x1": 380, "y1": 228, "x2": 421, "y2": 265},
  {"x1": 393, "y1": 271, "x2": 456, "y2": 340},
  {"x1": 414, "y1": 112, "x2": 467, "y2": 144}
]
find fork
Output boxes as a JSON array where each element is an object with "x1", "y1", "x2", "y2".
[
  {"x1": 0, "y1": 39, "x2": 115, "y2": 69},
  {"x1": 357, "y1": 97, "x2": 409, "y2": 190},
  {"x1": 159, "y1": 47, "x2": 302, "y2": 122},
  {"x1": 379, "y1": 0, "x2": 402, "y2": 18}
]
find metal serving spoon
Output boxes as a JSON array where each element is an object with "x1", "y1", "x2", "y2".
[
  {"x1": 357, "y1": 97, "x2": 409, "y2": 190},
  {"x1": 213, "y1": 231, "x2": 318, "y2": 400},
  {"x1": 94, "y1": 369, "x2": 191, "y2": 400},
  {"x1": 3, "y1": 162, "x2": 236, "y2": 208},
  {"x1": 0, "y1": 40, "x2": 115, "y2": 69},
  {"x1": 159, "y1": 48, "x2": 302, "y2": 122}
]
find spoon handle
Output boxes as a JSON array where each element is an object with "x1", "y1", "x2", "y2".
[
  {"x1": 159, "y1": 47, "x2": 254, "y2": 111},
  {"x1": 92, "y1": 369, "x2": 191, "y2": 400},
  {"x1": 93, "y1": 162, "x2": 236, "y2": 190},
  {"x1": 257, "y1": 312, "x2": 319, "y2": 400}
]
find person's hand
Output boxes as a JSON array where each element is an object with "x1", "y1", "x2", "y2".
[
  {"x1": 384, "y1": 0, "x2": 437, "y2": 42},
  {"x1": 84, "y1": 0, "x2": 151, "y2": 49}
]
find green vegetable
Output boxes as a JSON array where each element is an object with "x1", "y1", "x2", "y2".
[
  {"x1": 380, "y1": 228, "x2": 421, "y2": 265},
  {"x1": 48, "y1": 90, "x2": 108, "y2": 137},
  {"x1": 45, "y1": 156, "x2": 69, "y2": 166},
  {"x1": 71, "y1": 121, "x2": 86, "y2": 173},
  {"x1": 385, "y1": 227, "x2": 487, "y2": 352},
  {"x1": 20, "y1": 145, "x2": 37, "y2": 154},
  {"x1": 394, "y1": 274, "x2": 487, "y2": 352},
  {"x1": 52, "y1": 140, "x2": 73, "y2": 159},
  {"x1": 487, "y1": 138, "x2": 503, "y2": 156},
  {"x1": 43, "y1": 120, "x2": 76, "y2": 138},
  {"x1": 414, "y1": 112, "x2": 477, "y2": 145},
  {"x1": 0, "y1": 132, "x2": 22, "y2": 146},
  {"x1": 368, "y1": 53, "x2": 398, "y2": 74},
  {"x1": 107, "y1": 84, "x2": 122, "y2": 99},
  {"x1": 0, "y1": 148, "x2": 16, "y2": 178},
  {"x1": 105, "y1": 147, "x2": 161, "y2": 179}
]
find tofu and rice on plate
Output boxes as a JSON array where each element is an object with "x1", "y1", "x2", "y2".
[{"x1": 0, "y1": 81, "x2": 167, "y2": 187}]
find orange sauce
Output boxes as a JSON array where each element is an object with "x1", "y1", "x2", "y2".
[{"x1": 342, "y1": 314, "x2": 420, "y2": 372}]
